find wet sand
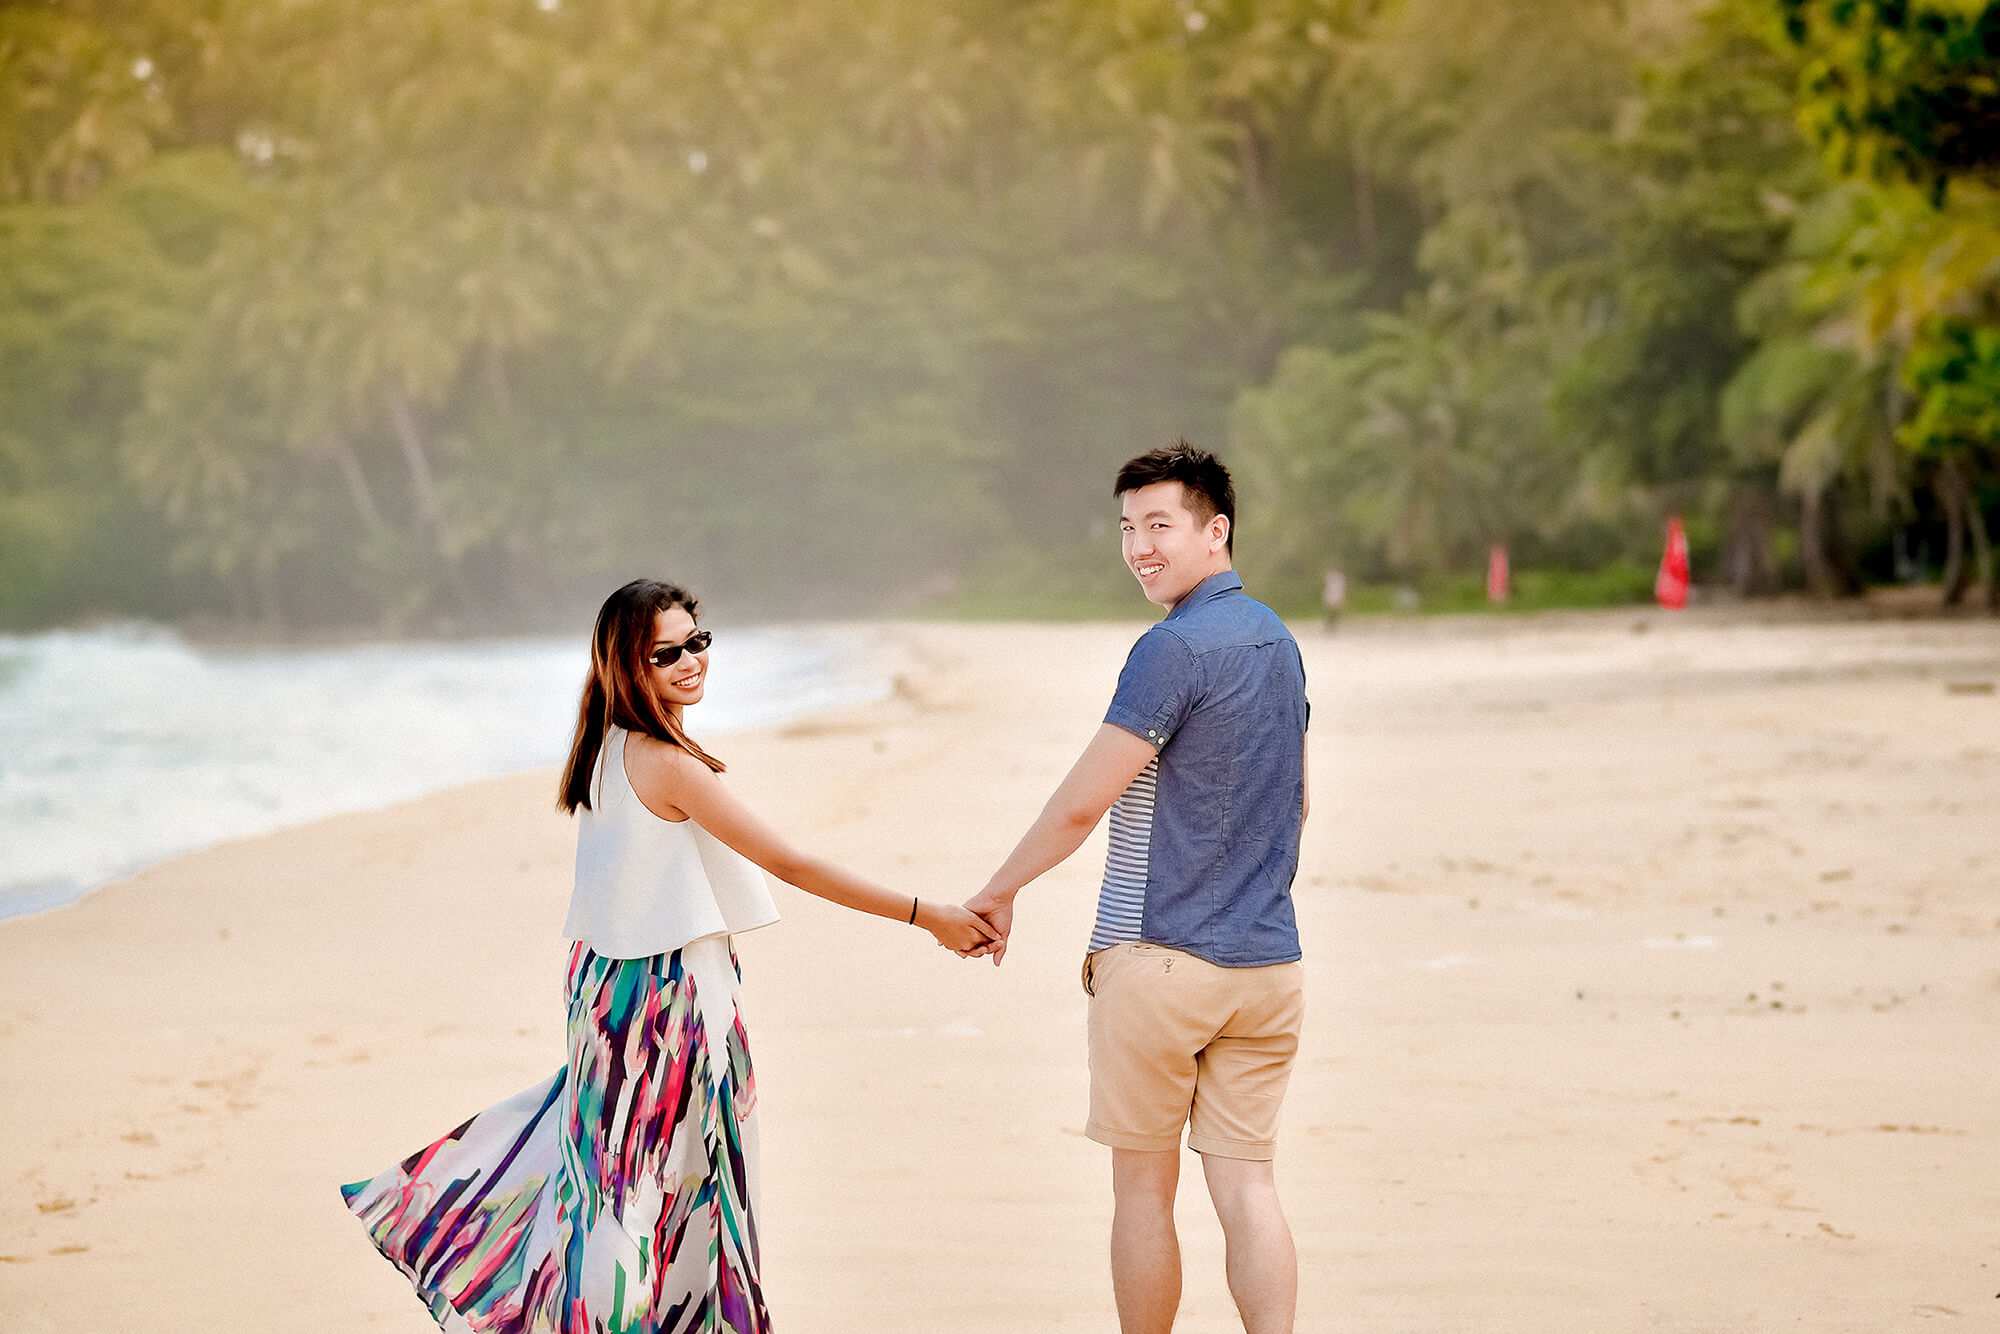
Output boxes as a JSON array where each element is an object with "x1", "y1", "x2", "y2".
[{"x1": 2, "y1": 609, "x2": 1996, "y2": 1331}]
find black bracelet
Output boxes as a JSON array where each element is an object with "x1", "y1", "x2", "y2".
[{"x1": 907, "y1": 896, "x2": 920, "y2": 925}]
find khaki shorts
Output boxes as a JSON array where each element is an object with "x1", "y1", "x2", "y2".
[{"x1": 1082, "y1": 941, "x2": 1304, "y2": 1161}]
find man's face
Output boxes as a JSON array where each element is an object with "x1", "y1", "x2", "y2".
[{"x1": 1120, "y1": 480, "x2": 1228, "y2": 608}]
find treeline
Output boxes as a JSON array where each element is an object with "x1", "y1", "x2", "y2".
[{"x1": 1, "y1": 0, "x2": 1995, "y2": 630}]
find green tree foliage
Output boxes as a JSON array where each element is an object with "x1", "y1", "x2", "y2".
[
  {"x1": 1904, "y1": 318, "x2": 2000, "y2": 452},
  {"x1": 3, "y1": 0, "x2": 1998, "y2": 629},
  {"x1": 1775, "y1": 0, "x2": 2000, "y2": 605},
  {"x1": 1235, "y1": 206, "x2": 1560, "y2": 596},
  {"x1": 1902, "y1": 315, "x2": 2000, "y2": 602},
  {"x1": 1232, "y1": 0, "x2": 1999, "y2": 609},
  {"x1": 1779, "y1": 0, "x2": 2000, "y2": 193},
  {"x1": 0, "y1": 2, "x2": 169, "y2": 203},
  {"x1": 1547, "y1": 11, "x2": 1815, "y2": 589},
  {"x1": 40, "y1": 0, "x2": 1373, "y2": 626},
  {"x1": 0, "y1": 149, "x2": 250, "y2": 620},
  {"x1": 1231, "y1": 0, "x2": 1673, "y2": 597}
]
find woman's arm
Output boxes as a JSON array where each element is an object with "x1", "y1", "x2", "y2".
[{"x1": 626, "y1": 734, "x2": 996, "y2": 953}]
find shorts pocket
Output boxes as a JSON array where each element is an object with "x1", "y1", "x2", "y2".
[
  {"x1": 1086, "y1": 942, "x2": 1172, "y2": 997},
  {"x1": 1082, "y1": 946, "x2": 1116, "y2": 996}
]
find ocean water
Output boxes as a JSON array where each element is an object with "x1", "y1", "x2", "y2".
[{"x1": 0, "y1": 623, "x2": 886, "y2": 922}]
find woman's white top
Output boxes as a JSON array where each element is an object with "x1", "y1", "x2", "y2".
[{"x1": 562, "y1": 726, "x2": 780, "y2": 959}]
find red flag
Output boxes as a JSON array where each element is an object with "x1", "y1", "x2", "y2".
[
  {"x1": 1656, "y1": 515, "x2": 1690, "y2": 609},
  {"x1": 1486, "y1": 543, "x2": 1509, "y2": 604}
]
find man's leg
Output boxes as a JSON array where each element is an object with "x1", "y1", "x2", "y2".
[
  {"x1": 1200, "y1": 1153, "x2": 1296, "y2": 1334},
  {"x1": 1110, "y1": 1147, "x2": 1182, "y2": 1334}
]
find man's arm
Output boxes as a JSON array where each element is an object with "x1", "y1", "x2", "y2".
[
  {"x1": 1302, "y1": 733, "x2": 1310, "y2": 824},
  {"x1": 963, "y1": 723, "x2": 1158, "y2": 964}
]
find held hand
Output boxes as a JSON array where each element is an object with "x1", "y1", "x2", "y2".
[
  {"x1": 961, "y1": 889, "x2": 1014, "y2": 966},
  {"x1": 917, "y1": 901, "x2": 1001, "y2": 954}
]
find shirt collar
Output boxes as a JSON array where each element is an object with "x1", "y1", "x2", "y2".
[{"x1": 1166, "y1": 569, "x2": 1243, "y2": 619}]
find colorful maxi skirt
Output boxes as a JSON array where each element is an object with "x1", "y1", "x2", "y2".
[{"x1": 340, "y1": 935, "x2": 770, "y2": 1333}]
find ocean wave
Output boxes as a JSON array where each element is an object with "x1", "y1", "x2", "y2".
[{"x1": 0, "y1": 623, "x2": 884, "y2": 921}]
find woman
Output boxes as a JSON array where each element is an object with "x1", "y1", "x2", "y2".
[{"x1": 340, "y1": 579, "x2": 994, "y2": 1333}]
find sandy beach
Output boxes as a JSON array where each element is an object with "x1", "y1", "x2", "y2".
[{"x1": 2, "y1": 609, "x2": 1996, "y2": 1332}]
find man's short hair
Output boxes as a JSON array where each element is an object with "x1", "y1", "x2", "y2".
[{"x1": 1114, "y1": 441, "x2": 1236, "y2": 554}]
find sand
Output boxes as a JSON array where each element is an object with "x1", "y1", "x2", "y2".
[{"x1": 2, "y1": 608, "x2": 1996, "y2": 1332}]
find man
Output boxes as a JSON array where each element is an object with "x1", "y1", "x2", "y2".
[{"x1": 964, "y1": 442, "x2": 1309, "y2": 1334}]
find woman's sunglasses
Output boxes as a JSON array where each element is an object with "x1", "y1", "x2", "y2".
[{"x1": 647, "y1": 629, "x2": 713, "y2": 669}]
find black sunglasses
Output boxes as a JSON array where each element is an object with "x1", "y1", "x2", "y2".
[{"x1": 647, "y1": 629, "x2": 713, "y2": 669}]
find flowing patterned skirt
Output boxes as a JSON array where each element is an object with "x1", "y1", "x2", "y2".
[{"x1": 340, "y1": 936, "x2": 770, "y2": 1333}]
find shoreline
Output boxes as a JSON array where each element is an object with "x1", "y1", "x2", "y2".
[
  {"x1": 0, "y1": 620, "x2": 898, "y2": 926},
  {"x1": 5, "y1": 579, "x2": 1988, "y2": 652},
  {"x1": 2, "y1": 613, "x2": 1995, "y2": 1330}
]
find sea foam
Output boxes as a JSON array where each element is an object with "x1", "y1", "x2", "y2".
[{"x1": 0, "y1": 624, "x2": 884, "y2": 921}]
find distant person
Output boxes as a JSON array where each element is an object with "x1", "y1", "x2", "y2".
[
  {"x1": 339, "y1": 579, "x2": 993, "y2": 1332},
  {"x1": 1486, "y1": 543, "x2": 1509, "y2": 606},
  {"x1": 963, "y1": 444, "x2": 1310, "y2": 1334},
  {"x1": 1321, "y1": 568, "x2": 1347, "y2": 627}
]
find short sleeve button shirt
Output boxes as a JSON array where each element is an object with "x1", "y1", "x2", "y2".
[{"x1": 1090, "y1": 571, "x2": 1309, "y2": 967}]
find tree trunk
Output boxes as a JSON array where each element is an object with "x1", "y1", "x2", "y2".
[
  {"x1": 972, "y1": 150, "x2": 997, "y2": 215},
  {"x1": 1821, "y1": 488, "x2": 1861, "y2": 596},
  {"x1": 1873, "y1": 357, "x2": 1906, "y2": 514},
  {"x1": 330, "y1": 433, "x2": 389, "y2": 535},
  {"x1": 1234, "y1": 114, "x2": 1268, "y2": 217},
  {"x1": 382, "y1": 383, "x2": 471, "y2": 619},
  {"x1": 1966, "y1": 470, "x2": 1996, "y2": 613},
  {"x1": 1725, "y1": 486, "x2": 1772, "y2": 596},
  {"x1": 1798, "y1": 485, "x2": 1834, "y2": 598},
  {"x1": 250, "y1": 550, "x2": 285, "y2": 632},
  {"x1": 1351, "y1": 136, "x2": 1376, "y2": 255},
  {"x1": 383, "y1": 383, "x2": 448, "y2": 536},
  {"x1": 1939, "y1": 457, "x2": 1970, "y2": 606},
  {"x1": 481, "y1": 345, "x2": 514, "y2": 424}
]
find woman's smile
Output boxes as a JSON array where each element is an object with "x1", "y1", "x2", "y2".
[{"x1": 647, "y1": 607, "x2": 710, "y2": 701}]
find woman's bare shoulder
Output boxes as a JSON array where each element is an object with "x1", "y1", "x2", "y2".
[{"x1": 624, "y1": 731, "x2": 712, "y2": 787}]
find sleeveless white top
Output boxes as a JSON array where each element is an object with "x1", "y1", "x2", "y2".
[{"x1": 562, "y1": 727, "x2": 780, "y2": 959}]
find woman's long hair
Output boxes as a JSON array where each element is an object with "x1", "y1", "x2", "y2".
[{"x1": 559, "y1": 579, "x2": 724, "y2": 813}]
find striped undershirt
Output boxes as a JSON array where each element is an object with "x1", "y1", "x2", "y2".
[{"x1": 1087, "y1": 754, "x2": 1160, "y2": 952}]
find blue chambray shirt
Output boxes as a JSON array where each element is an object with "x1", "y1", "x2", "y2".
[{"x1": 1093, "y1": 570, "x2": 1308, "y2": 967}]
